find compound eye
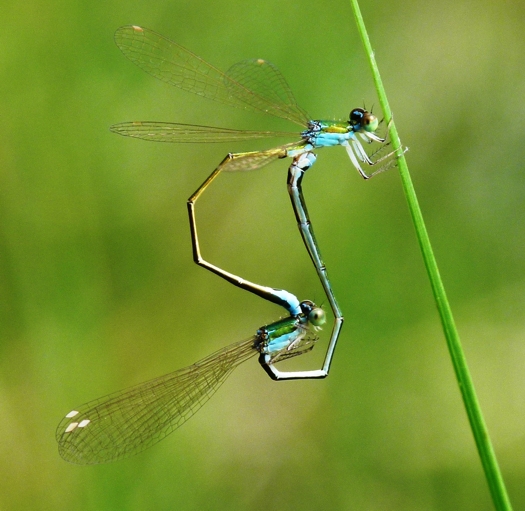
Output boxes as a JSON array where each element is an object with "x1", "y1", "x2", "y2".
[
  {"x1": 362, "y1": 112, "x2": 379, "y2": 133},
  {"x1": 349, "y1": 108, "x2": 365, "y2": 126},
  {"x1": 308, "y1": 307, "x2": 326, "y2": 327}
]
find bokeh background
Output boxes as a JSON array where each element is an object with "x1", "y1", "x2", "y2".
[{"x1": 2, "y1": 0, "x2": 525, "y2": 509}]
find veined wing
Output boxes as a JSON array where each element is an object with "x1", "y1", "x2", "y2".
[
  {"x1": 56, "y1": 337, "x2": 256, "y2": 465},
  {"x1": 110, "y1": 121, "x2": 297, "y2": 143},
  {"x1": 114, "y1": 25, "x2": 310, "y2": 126}
]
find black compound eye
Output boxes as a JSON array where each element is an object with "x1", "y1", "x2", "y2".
[{"x1": 349, "y1": 108, "x2": 365, "y2": 126}]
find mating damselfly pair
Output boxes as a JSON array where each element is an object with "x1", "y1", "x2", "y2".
[{"x1": 56, "y1": 25, "x2": 404, "y2": 464}]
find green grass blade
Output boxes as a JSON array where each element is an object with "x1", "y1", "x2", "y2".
[{"x1": 350, "y1": 1, "x2": 513, "y2": 509}]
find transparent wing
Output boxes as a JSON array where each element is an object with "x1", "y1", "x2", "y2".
[
  {"x1": 114, "y1": 25, "x2": 310, "y2": 126},
  {"x1": 56, "y1": 337, "x2": 257, "y2": 465},
  {"x1": 110, "y1": 121, "x2": 297, "y2": 143},
  {"x1": 224, "y1": 59, "x2": 310, "y2": 125}
]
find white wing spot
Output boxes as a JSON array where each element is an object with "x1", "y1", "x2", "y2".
[
  {"x1": 65, "y1": 410, "x2": 79, "y2": 418},
  {"x1": 132, "y1": 25, "x2": 143, "y2": 32},
  {"x1": 65, "y1": 422, "x2": 79, "y2": 433},
  {"x1": 78, "y1": 419, "x2": 91, "y2": 428}
]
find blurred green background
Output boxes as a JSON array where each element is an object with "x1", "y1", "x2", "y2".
[{"x1": 2, "y1": 0, "x2": 525, "y2": 509}]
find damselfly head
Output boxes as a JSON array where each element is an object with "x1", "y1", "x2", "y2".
[
  {"x1": 349, "y1": 108, "x2": 379, "y2": 134},
  {"x1": 299, "y1": 300, "x2": 326, "y2": 328},
  {"x1": 308, "y1": 307, "x2": 326, "y2": 328}
]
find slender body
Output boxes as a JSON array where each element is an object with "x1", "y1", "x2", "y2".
[
  {"x1": 111, "y1": 25, "x2": 402, "y2": 378},
  {"x1": 57, "y1": 299, "x2": 325, "y2": 464},
  {"x1": 56, "y1": 26, "x2": 403, "y2": 464}
]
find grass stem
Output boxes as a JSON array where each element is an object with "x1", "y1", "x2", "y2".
[{"x1": 350, "y1": 1, "x2": 513, "y2": 509}]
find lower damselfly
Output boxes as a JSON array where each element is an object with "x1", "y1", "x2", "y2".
[
  {"x1": 110, "y1": 25, "x2": 405, "y2": 378},
  {"x1": 57, "y1": 298, "x2": 325, "y2": 464}
]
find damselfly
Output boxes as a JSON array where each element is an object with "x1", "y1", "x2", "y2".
[
  {"x1": 110, "y1": 25, "x2": 404, "y2": 378},
  {"x1": 57, "y1": 298, "x2": 325, "y2": 464}
]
